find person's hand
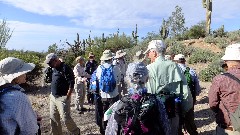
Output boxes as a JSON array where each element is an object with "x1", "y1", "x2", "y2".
[
  {"x1": 66, "y1": 89, "x2": 73, "y2": 100},
  {"x1": 83, "y1": 77, "x2": 88, "y2": 82}
]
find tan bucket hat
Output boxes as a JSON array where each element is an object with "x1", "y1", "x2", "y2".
[
  {"x1": 0, "y1": 57, "x2": 35, "y2": 86},
  {"x1": 88, "y1": 52, "x2": 95, "y2": 58},
  {"x1": 100, "y1": 50, "x2": 113, "y2": 61}
]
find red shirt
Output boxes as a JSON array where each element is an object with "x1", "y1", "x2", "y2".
[{"x1": 209, "y1": 66, "x2": 240, "y2": 126}]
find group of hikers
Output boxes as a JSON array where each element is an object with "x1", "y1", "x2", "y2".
[{"x1": 0, "y1": 40, "x2": 239, "y2": 135}]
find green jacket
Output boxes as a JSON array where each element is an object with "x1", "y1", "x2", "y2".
[{"x1": 146, "y1": 56, "x2": 193, "y2": 113}]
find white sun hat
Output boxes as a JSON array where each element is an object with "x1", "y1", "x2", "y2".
[
  {"x1": 115, "y1": 50, "x2": 127, "y2": 59},
  {"x1": 173, "y1": 54, "x2": 185, "y2": 61},
  {"x1": 221, "y1": 43, "x2": 240, "y2": 61},
  {"x1": 144, "y1": 40, "x2": 166, "y2": 54},
  {"x1": 0, "y1": 57, "x2": 35, "y2": 86}
]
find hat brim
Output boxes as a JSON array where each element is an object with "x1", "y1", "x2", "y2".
[
  {"x1": 100, "y1": 56, "x2": 113, "y2": 61},
  {"x1": 221, "y1": 54, "x2": 240, "y2": 61},
  {"x1": 88, "y1": 55, "x2": 95, "y2": 58},
  {"x1": 115, "y1": 52, "x2": 127, "y2": 58},
  {"x1": 0, "y1": 63, "x2": 35, "y2": 86},
  {"x1": 144, "y1": 48, "x2": 150, "y2": 54}
]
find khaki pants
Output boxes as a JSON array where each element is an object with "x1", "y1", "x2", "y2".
[
  {"x1": 215, "y1": 126, "x2": 240, "y2": 135},
  {"x1": 74, "y1": 83, "x2": 86, "y2": 109},
  {"x1": 50, "y1": 95, "x2": 80, "y2": 135}
]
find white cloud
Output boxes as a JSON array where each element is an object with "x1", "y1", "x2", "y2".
[
  {"x1": 1, "y1": 0, "x2": 240, "y2": 29},
  {"x1": 6, "y1": 21, "x2": 104, "y2": 51}
]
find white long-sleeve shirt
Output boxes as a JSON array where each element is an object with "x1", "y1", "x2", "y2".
[{"x1": 73, "y1": 63, "x2": 90, "y2": 84}]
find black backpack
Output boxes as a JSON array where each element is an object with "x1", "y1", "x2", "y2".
[
  {"x1": 114, "y1": 94, "x2": 164, "y2": 135},
  {"x1": 44, "y1": 67, "x2": 53, "y2": 83}
]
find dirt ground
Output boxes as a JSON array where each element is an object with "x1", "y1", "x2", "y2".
[{"x1": 27, "y1": 80, "x2": 216, "y2": 135}]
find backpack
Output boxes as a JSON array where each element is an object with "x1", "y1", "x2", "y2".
[
  {"x1": 222, "y1": 73, "x2": 240, "y2": 132},
  {"x1": 99, "y1": 65, "x2": 116, "y2": 93},
  {"x1": 44, "y1": 67, "x2": 53, "y2": 83},
  {"x1": 184, "y1": 67, "x2": 196, "y2": 99},
  {"x1": 89, "y1": 70, "x2": 99, "y2": 93},
  {"x1": 44, "y1": 64, "x2": 68, "y2": 83},
  {"x1": 114, "y1": 94, "x2": 165, "y2": 135}
]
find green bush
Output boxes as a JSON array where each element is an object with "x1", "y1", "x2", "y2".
[
  {"x1": 226, "y1": 30, "x2": 240, "y2": 42},
  {"x1": 168, "y1": 42, "x2": 196, "y2": 56},
  {"x1": 199, "y1": 59, "x2": 224, "y2": 82},
  {"x1": 185, "y1": 21, "x2": 206, "y2": 39},
  {"x1": 0, "y1": 49, "x2": 44, "y2": 84},
  {"x1": 215, "y1": 37, "x2": 230, "y2": 49},
  {"x1": 188, "y1": 48, "x2": 215, "y2": 64},
  {"x1": 204, "y1": 35, "x2": 217, "y2": 44},
  {"x1": 213, "y1": 26, "x2": 226, "y2": 38}
]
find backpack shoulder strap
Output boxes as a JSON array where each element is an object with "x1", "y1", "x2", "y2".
[
  {"x1": 222, "y1": 72, "x2": 240, "y2": 84},
  {"x1": 0, "y1": 86, "x2": 20, "y2": 95}
]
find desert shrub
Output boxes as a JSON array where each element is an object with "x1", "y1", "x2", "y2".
[
  {"x1": 199, "y1": 58, "x2": 224, "y2": 82},
  {"x1": 215, "y1": 37, "x2": 230, "y2": 49},
  {"x1": 0, "y1": 49, "x2": 44, "y2": 84},
  {"x1": 168, "y1": 42, "x2": 196, "y2": 56},
  {"x1": 226, "y1": 30, "x2": 240, "y2": 42},
  {"x1": 188, "y1": 48, "x2": 215, "y2": 64},
  {"x1": 185, "y1": 21, "x2": 206, "y2": 39},
  {"x1": 204, "y1": 35, "x2": 217, "y2": 44},
  {"x1": 213, "y1": 25, "x2": 226, "y2": 38}
]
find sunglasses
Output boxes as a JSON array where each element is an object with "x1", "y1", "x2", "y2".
[{"x1": 47, "y1": 59, "x2": 55, "y2": 67}]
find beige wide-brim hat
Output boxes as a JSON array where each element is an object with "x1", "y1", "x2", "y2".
[
  {"x1": 115, "y1": 50, "x2": 126, "y2": 59},
  {"x1": 221, "y1": 43, "x2": 240, "y2": 60},
  {"x1": 88, "y1": 52, "x2": 95, "y2": 58},
  {"x1": 0, "y1": 57, "x2": 35, "y2": 86},
  {"x1": 100, "y1": 50, "x2": 113, "y2": 61}
]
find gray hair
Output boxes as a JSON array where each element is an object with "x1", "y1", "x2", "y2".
[{"x1": 151, "y1": 47, "x2": 166, "y2": 56}]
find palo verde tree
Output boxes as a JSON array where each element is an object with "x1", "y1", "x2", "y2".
[
  {"x1": 0, "y1": 19, "x2": 13, "y2": 49},
  {"x1": 166, "y1": 5, "x2": 187, "y2": 40}
]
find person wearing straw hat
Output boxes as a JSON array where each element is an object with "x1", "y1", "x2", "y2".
[
  {"x1": 96, "y1": 50, "x2": 121, "y2": 134},
  {"x1": 0, "y1": 57, "x2": 39, "y2": 135},
  {"x1": 85, "y1": 52, "x2": 98, "y2": 104},
  {"x1": 44, "y1": 53, "x2": 80, "y2": 135},
  {"x1": 209, "y1": 44, "x2": 240, "y2": 134},
  {"x1": 113, "y1": 50, "x2": 127, "y2": 96},
  {"x1": 73, "y1": 56, "x2": 90, "y2": 113},
  {"x1": 144, "y1": 40, "x2": 193, "y2": 135}
]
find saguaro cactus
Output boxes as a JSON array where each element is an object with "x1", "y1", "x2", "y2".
[
  {"x1": 202, "y1": 0, "x2": 212, "y2": 35},
  {"x1": 132, "y1": 24, "x2": 139, "y2": 45}
]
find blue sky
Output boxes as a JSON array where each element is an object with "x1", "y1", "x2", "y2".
[{"x1": 0, "y1": 0, "x2": 240, "y2": 52}]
